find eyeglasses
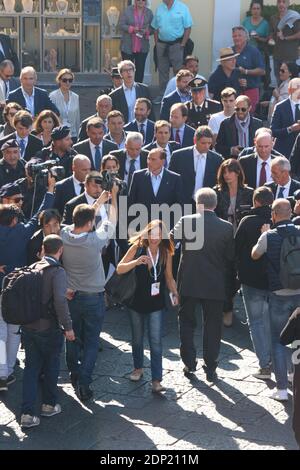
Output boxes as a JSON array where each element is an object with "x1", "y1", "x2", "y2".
[
  {"x1": 279, "y1": 68, "x2": 287, "y2": 73},
  {"x1": 61, "y1": 77, "x2": 73, "y2": 83},
  {"x1": 235, "y1": 107, "x2": 248, "y2": 112},
  {"x1": 122, "y1": 68, "x2": 134, "y2": 73}
]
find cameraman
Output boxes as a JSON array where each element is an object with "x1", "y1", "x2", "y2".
[
  {"x1": 16, "y1": 158, "x2": 46, "y2": 220},
  {"x1": 61, "y1": 184, "x2": 118, "y2": 401},
  {"x1": 235, "y1": 187, "x2": 274, "y2": 379}
]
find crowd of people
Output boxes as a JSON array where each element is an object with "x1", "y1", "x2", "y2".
[{"x1": 0, "y1": 0, "x2": 300, "y2": 449}]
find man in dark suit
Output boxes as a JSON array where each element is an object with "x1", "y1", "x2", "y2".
[
  {"x1": 169, "y1": 126, "x2": 223, "y2": 205},
  {"x1": 160, "y1": 69, "x2": 193, "y2": 121},
  {"x1": 128, "y1": 148, "x2": 184, "y2": 229},
  {"x1": 271, "y1": 78, "x2": 300, "y2": 159},
  {"x1": 110, "y1": 132, "x2": 148, "y2": 185},
  {"x1": 103, "y1": 110, "x2": 127, "y2": 150},
  {"x1": 109, "y1": 60, "x2": 154, "y2": 124},
  {"x1": 73, "y1": 117, "x2": 117, "y2": 171},
  {"x1": 143, "y1": 120, "x2": 181, "y2": 168},
  {"x1": 0, "y1": 60, "x2": 19, "y2": 119},
  {"x1": 77, "y1": 94, "x2": 112, "y2": 142},
  {"x1": 124, "y1": 98, "x2": 155, "y2": 146},
  {"x1": 6, "y1": 66, "x2": 59, "y2": 117},
  {"x1": 0, "y1": 34, "x2": 20, "y2": 75},
  {"x1": 170, "y1": 102, "x2": 195, "y2": 149},
  {"x1": 27, "y1": 208, "x2": 62, "y2": 264},
  {"x1": 265, "y1": 156, "x2": 300, "y2": 199},
  {"x1": 290, "y1": 132, "x2": 300, "y2": 179},
  {"x1": 186, "y1": 77, "x2": 222, "y2": 129},
  {"x1": 0, "y1": 110, "x2": 42, "y2": 161},
  {"x1": 53, "y1": 155, "x2": 91, "y2": 216},
  {"x1": 62, "y1": 171, "x2": 104, "y2": 225},
  {"x1": 216, "y1": 95, "x2": 262, "y2": 158},
  {"x1": 239, "y1": 132, "x2": 275, "y2": 189},
  {"x1": 171, "y1": 188, "x2": 234, "y2": 381}
]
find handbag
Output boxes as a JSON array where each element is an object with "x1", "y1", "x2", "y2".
[{"x1": 105, "y1": 247, "x2": 142, "y2": 306}]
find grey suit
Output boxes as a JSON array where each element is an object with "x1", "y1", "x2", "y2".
[{"x1": 171, "y1": 211, "x2": 234, "y2": 374}]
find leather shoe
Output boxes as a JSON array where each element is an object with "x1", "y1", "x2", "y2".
[
  {"x1": 78, "y1": 384, "x2": 93, "y2": 401},
  {"x1": 206, "y1": 370, "x2": 218, "y2": 383},
  {"x1": 183, "y1": 365, "x2": 196, "y2": 377},
  {"x1": 152, "y1": 381, "x2": 166, "y2": 393}
]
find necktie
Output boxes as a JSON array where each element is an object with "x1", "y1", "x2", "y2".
[
  {"x1": 139, "y1": 123, "x2": 145, "y2": 142},
  {"x1": 175, "y1": 129, "x2": 181, "y2": 145},
  {"x1": 94, "y1": 145, "x2": 101, "y2": 170},
  {"x1": 127, "y1": 158, "x2": 136, "y2": 188},
  {"x1": 278, "y1": 186, "x2": 285, "y2": 199},
  {"x1": 19, "y1": 139, "x2": 26, "y2": 157},
  {"x1": 194, "y1": 155, "x2": 204, "y2": 199},
  {"x1": 79, "y1": 183, "x2": 85, "y2": 194},
  {"x1": 259, "y1": 162, "x2": 267, "y2": 186},
  {"x1": 295, "y1": 104, "x2": 300, "y2": 123},
  {"x1": 197, "y1": 106, "x2": 201, "y2": 113}
]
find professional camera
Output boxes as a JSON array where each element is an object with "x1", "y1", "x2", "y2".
[
  {"x1": 100, "y1": 170, "x2": 127, "y2": 194},
  {"x1": 31, "y1": 159, "x2": 65, "y2": 186},
  {"x1": 287, "y1": 189, "x2": 300, "y2": 212},
  {"x1": 235, "y1": 204, "x2": 252, "y2": 225}
]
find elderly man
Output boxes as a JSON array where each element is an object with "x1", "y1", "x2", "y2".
[
  {"x1": 0, "y1": 139, "x2": 25, "y2": 188},
  {"x1": 152, "y1": 0, "x2": 193, "y2": 99},
  {"x1": 208, "y1": 48, "x2": 241, "y2": 102},
  {"x1": 186, "y1": 78, "x2": 222, "y2": 129},
  {"x1": 111, "y1": 132, "x2": 148, "y2": 185},
  {"x1": 169, "y1": 102, "x2": 195, "y2": 148},
  {"x1": 78, "y1": 94, "x2": 113, "y2": 142},
  {"x1": 160, "y1": 69, "x2": 193, "y2": 121},
  {"x1": 216, "y1": 95, "x2": 263, "y2": 158},
  {"x1": 0, "y1": 60, "x2": 18, "y2": 114},
  {"x1": 271, "y1": 77, "x2": 300, "y2": 159},
  {"x1": 6, "y1": 66, "x2": 59, "y2": 117},
  {"x1": 232, "y1": 26, "x2": 265, "y2": 112},
  {"x1": 265, "y1": 156, "x2": 300, "y2": 198}
]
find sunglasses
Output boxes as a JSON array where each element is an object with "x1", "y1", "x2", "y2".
[
  {"x1": 61, "y1": 78, "x2": 73, "y2": 83},
  {"x1": 235, "y1": 107, "x2": 248, "y2": 112}
]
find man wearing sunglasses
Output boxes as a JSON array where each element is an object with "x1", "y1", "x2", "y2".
[
  {"x1": 0, "y1": 139, "x2": 25, "y2": 189},
  {"x1": 216, "y1": 95, "x2": 263, "y2": 158},
  {"x1": 0, "y1": 60, "x2": 19, "y2": 121}
]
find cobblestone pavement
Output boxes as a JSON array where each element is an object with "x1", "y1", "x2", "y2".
[{"x1": 0, "y1": 295, "x2": 297, "y2": 450}]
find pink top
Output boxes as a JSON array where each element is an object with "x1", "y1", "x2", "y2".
[{"x1": 128, "y1": 7, "x2": 150, "y2": 53}]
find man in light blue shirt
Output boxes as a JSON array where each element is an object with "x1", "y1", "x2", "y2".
[{"x1": 152, "y1": 0, "x2": 193, "y2": 97}]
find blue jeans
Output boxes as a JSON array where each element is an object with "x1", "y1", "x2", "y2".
[
  {"x1": 242, "y1": 285, "x2": 271, "y2": 369},
  {"x1": 66, "y1": 292, "x2": 105, "y2": 386},
  {"x1": 128, "y1": 309, "x2": 163, "y2": 382},
  {"x1": 269, "y1": 293, "x2": 300, "y2": 390},
  {"x1": 21, "y1": 328, "x2": 64, "y2": 416}
]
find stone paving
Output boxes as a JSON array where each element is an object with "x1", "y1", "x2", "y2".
[{"x1": 0, "y1": 295, "x2": 297, "y2": 450}]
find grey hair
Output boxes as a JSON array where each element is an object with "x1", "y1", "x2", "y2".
[
  {"x1": 0, "y1": 60, "x2": 14, "y2": 71},
  {"x1": 96, "y1": 94, "x2": 112, "y2": 105},
  {"x1": 271, "y1": 157, "x2": 291, "y2": 172},
  {"x1": 195, "y1": 188, "x2": 217, "y2": 210},
  {"x1": 118, "y1": 60, "x2": 136, "y2": 74},
  {"x1": 20, "y1": 66, "x2": 37, "y2": 79},
  {"x1": 125, "y1": 132, "x2": 143, "y2": 146}
]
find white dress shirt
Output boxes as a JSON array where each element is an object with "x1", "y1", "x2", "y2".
[
  {"x1": 125, "y1": 155, "x2": 141, "y2": 183},
  {"x1": 256, "y1": 156, "x2": 273, "y2": 188},
  {"x1": 21, "y1": 87, "x2": 35, "y2": 116},
  {"x1": 72, "y1": 176, "x2": 83, "y2": 196},
  {"x1": 89, "y1": 140, "x2": 103, "y2": 168},
  {"x1": 123, "y1": 82, "x2": 137, "y2": 122},
  {"x1": 85, "y1": 191, "x2": 108, "y2": 221},
  {"x1": 275, "y1": 179, "x2": 291, "y2": 199},
  {"x1": 193, "y1": 146, "x2": 207, "y2": 198},
  {"x1": 150, "y1": 168, "x2": 164, "y2": 196}
]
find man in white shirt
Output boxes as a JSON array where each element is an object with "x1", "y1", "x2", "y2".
[{"x1": 208, "y1": 87, "x2": 237, "y2": 145}]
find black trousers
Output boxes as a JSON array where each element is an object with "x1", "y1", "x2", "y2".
[
  {"x1": 294, "y1": 364, "x2": 300, "y2": 448},
  {"x1": 121, "y1": 51, "x2": 148, "y2": 84},
  {"x1": 178, "y1": 296, "x2": 223, "y2": 372}
]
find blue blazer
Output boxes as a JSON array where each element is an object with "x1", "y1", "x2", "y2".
[
  {"x1": 53, "y1": 176, "x2": 77, "y2": 216},
  {"x1": 7, "y1": 86, "x2": 60, "y2": 117},
  {"x1": 171, "y1": 124, "x2": 195, "y2": 149},
  {"x1": 160, "y1": 90, "x2": 182, "y2": 121},
  {"x1": 124, "y1": 119, "x2": 155, "y2": 145},
  {"x1": 271, "y1": 99, "x2": 298, "y2": 159},
  {"x1": 169, "y1": 147, "x2": 223, "y2": 203}
]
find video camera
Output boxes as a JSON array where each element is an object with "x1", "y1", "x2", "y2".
[
  {"x1": 235, "y1": 204, "x2": 252, "y2": 225},
  {"x1": 287, "y1": 189, "x2": 300, "y2": 212},
  {"x1": 31, "y1": 159, "x2": 65, "y2": 187},
  {"x1": 98, "y1": 170, "x2": 127, "y2": 194}
]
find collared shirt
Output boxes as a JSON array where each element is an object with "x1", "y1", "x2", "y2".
[
  {"x1": 150, "y1": 167, "x2": 164, "y2": 196},
  {"x1": 106, "y1": 132, "x2": 126, "y2": 150},
  {"x1": 89, "y1": 140, "x2": 103, "y2": 168},
  {"x1": 164, "y1": 74, "x2": 208, "y2": 99},
  {"x1": 275, "y1": 179, "x2": 291, "y2": 200},
  {"x1": 123, "y1": 82, "x2": 137, "y2": 122},
  {"x1": 234, "y1": 43, "x2": 265, "y2": 89},
  {"x1": 84, "y1": 191, "x2": 108, "y2": 221},
  {"x1": 176, "y1": 87, "x2": 192, "y2": 103},
  {"x1": 157, "y1": 143, "x2": 171, "y2": 167},
  {"x1": 125, "y1": 155, "x2": 141, "y2": 183},
  {"x1": 151, "y1": 0, "x2": 193, "y2": 42},
  {"x1": 289, "y1": 98, "x2": 300, "y2": 121},
  {"x1": 16, "y1": 134, "x2": 28, "y2": 158},
  {"x1": 136, "y1": 119, "x2": 148, "y2": 136},
  {"x1": 208, "y1": 65, "x2": 241, "y2": 102},
  {"x1": 21, "y1": 86, "x2": 35, "y2": 116},
  {"x1": 72, "y1": 175, "x2": 83, "y2": 196},
  {"x1": 256, "y1": 155, "x2": 273, "y2": 188},
  {"x1": 172, "y1": 124, "x2": 185, "y2": 144},
  {"x1": 193, "y1": 146, "x2": 207, "y2": 197}
]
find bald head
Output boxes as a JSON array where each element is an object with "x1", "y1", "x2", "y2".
[
  {"x1": 255, "y1": 132, "x2": 273, "y2": 160},
  {"x1": 72, "y1": 154, "x2": 91, "y2": 182},
  {"x1": 272, "y1": 199, "x2": 292, "y2": 221}
]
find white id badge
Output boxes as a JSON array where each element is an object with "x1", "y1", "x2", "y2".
[{"x1": 151, "y1": 282, "x2": 160, "y2": 297}]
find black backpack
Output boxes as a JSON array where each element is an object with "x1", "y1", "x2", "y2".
[
  {"x1": 1, "y1": 262, "x2": 57, "y2": 325},
  {"x1": 280, "y1": 231, "x2": 300, "y2": 289}
]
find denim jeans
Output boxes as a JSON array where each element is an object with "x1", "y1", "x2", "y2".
[
  {"x1": 21, "y1": 328, "x2": 64, "y2": 416},
  {"x1": 66, "y1": 292, "x2": 105, "y2": 386},
  {"x1": 269, "y1": 293, "x2": 300, "y2": 390},
  {"x1": 242, "y1": 285, "x2": 271, "y2": 369},
  {"x1": 0, "y1": 300, "x2": 21, "y2": 378},
  {"x1": 128, "y1": 309, "x2": 163, "y2": 382}
]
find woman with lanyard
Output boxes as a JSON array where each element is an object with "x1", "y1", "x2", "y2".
[
  {"x1": 49, "y1": 68, "x2": 80, "y2": 144},
  {"x1": 117, "y1": 220, "x2": 179, "y2": 393}
]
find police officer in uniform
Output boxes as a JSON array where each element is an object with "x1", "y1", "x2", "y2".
[
  {"x1": 99, "y1": 68, "x2": 123, "y2": 96},
  {"x1": 186, "y1": 78, "x2": 222, "y2": 129}
]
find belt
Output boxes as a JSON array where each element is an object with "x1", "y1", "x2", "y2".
[
  {"x1": 76, "y1": 291, "x2": 102, "y2": 296},
  {"x1": 158, "y1": 36, "x2": 183, "y2": 46}
]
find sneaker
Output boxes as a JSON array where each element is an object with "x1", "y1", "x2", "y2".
[
  {"x1": 0, "y1": 377, "x2": 8, "y2": 392},
  {"x1": 253, "y1": 367, "x2": 272, "y2": 380},
  {"x1": 6, "y1": 374, "x2": 16, "y2": 386},
  {"x1": 20, "y1": 414, "x2": 40, "y2": 428},
  {"x1": 41, "y1": 404, "x2": 62, "y2": 417},
  {"x1": 288, "y1": 372, "x2": 294, "y2": 384},
  {"x1": 270, "y1": 389, "x2": 288, "y2": 402},
  {"x1": 129, "y1": 369, "x2": 144, "y2": 382}
]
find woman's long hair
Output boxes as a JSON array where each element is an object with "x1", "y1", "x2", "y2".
[
  {"x1": 129, "y1": 220, "x2": 175, "y2": 267},
  {"x1": 216, "y1": 159, "x2": 246, "y2": 191}
]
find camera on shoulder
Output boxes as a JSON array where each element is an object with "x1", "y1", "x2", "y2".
[
  {"x1": 31, "y1": 159, "x2": 65, "y2": 186},
  {"x1": 100, "y1": 170, "x2": 127, "y2": 194}
]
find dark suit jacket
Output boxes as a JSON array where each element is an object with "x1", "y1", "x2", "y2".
[
  {"x1": 73, "y1": 138, "x2": 118, "y2": 170},
  {"x1": 62, "y1": 193, "x2": 88, "y2": 225},
  {"x1": 7, "y1": 86, "x2": 60, "y2": 116},
  {"x1": 0, "y1": 34, "x2": 20, "y2": 75},
  {"x1": 271, "y1": 99, "x2": 299, "y2": 159},
  {"x1": 215, "y1": 114, "x2": 263, "y2": 158},
  {"x1": 239, "y1": 153, "x2": 275, "y2": 189},
  {"x1": 53, "y1": 176, "x2": 77, "y2": 216},
  {"x1": 290, "y1": 133, "x2": 300, "y2": 178},
  {"x1": 77, "y1": 113, "x2": 108, "y2": 142},
  {"x1": 160, "y1": 90, "x2": 183, "y2": 121},
  {"x1": 0, "y1": 132, "x2": 43, "y2": 161},
  {"x1": 124, "y1": 119, "x2": 155, "y2": 146},
  {"x1": 110, "y1": 149, "x2": 149, "y2": 180},
  {"x1": 109, "y1": 83, "x2": 155, "y2": 123},
  {"x1": 143, "y1": 140, "x2": 181, "y2": 154},
  {"x1": 169, "y1": 147, "x2": 223, "y2": 203},
  {"x1": 171, "y1": 212, "x2": 235, "y2": 300},
  {"x1": 27, "y1": 229, "x2": 44, "y2": 265},
  {"x1": 265, "y1": 179, "x2": 300, "y2": 198},
  {"x1": 171, "y1": 124, "x2": 195, "y2": 149}
]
